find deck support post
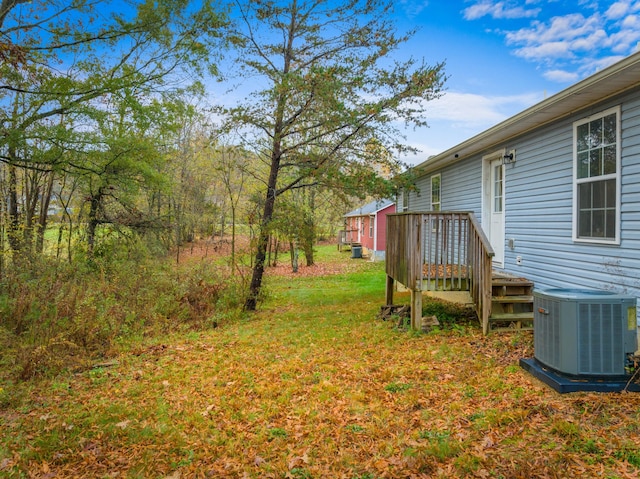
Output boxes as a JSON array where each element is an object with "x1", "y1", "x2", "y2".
[
  {"x1": 385, "y1": 275, "x2": 394, "y2": 306},
  {"x1": 410, "y1": 289, "x2": 422, "y2": 330}
]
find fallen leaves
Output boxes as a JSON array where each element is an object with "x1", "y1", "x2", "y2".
[
  {"x1": 115, "y1": 420, "x2": 130, "y2": 429},
  {"x1": 2, "y1": 255, "x2": 640, "y2": 479},
  {"x1": 287, "y1": 450, "x2": 310, "y2": 470}
]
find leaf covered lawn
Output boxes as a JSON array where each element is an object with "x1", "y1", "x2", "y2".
[{"x1": 1, "y1": 257, "x2": 640, "y2": 478}]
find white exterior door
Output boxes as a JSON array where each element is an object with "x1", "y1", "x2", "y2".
[{"x1": 485, "y1": 157, "x2": 505, "y2": 267}]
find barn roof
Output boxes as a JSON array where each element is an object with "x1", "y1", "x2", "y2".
[{"x1": 344, "y1": 198, "x2": 394, "y2": 217}]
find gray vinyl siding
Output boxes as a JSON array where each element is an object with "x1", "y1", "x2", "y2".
[
  {"x1": 410, "y1": 87, "x2": 640, "y2": 302},
  {"x1": 409, "y1": 182, "x2": 430, "y2": 211},
  {"x1": 505, "y1": 121, "x2": 574, "y2": 278},
  {"x1": 412, "y1": 156, "x2": 482, "y2": 214},
  {"x1": 397, "y1": 184, "x2": 430, "y2": 211},
  {"x1": 505, "y1": 91, "x2": 640, "y2": 298},
  {"x1": 441, "y1": 157, "x2": 482, "y2": 213}
]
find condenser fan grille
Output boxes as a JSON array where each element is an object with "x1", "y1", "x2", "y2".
[{"x1": 578, "y1": 303, "x2": 623, "y2": 375}]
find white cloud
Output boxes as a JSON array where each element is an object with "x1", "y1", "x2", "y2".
[
  {"x1": 422, "y1": 90, "x2": 540, "y2": 128},
  {"x1": 463, "y1": 1, "x2": 540, "y2": 20},
  {"x1": 502, "y1": 5, "x2": 640, "y2": 74},
  {"x1": 457, "y1": 0, "x2": 640, "y2": 88},
  {"x1": 605, "y1": 0, "x2": 634, "y2": 20},
  {"x1": 538, "y1": 54, "x2": 628, "y2": 84},
  {"x1": 399, "y1": 0, "x2": 430, "y2": 17},
  {"x1": 506, "y1": 14, "x2": 601, "y2": 46},
  {"x1": 572, "y1": 28, "x2": 609, "y2": 50},
  {"x1": 398, "y1": 90, "x2": 544, "y2": 165},
  {"x1": 513, "y1": 41, "x2": 573, "y2": 61},
  {"x1": 400, "y1": 141, "x2": 443, "y2": 163},
  {"x1": 578, "y1": 0, "x2": 600, "y2": 9},
  {"x1": 622, "y1": 13, "x2": 640, "y2": 26},
  {"x1": 579, "y1": 55, "x2": 628, "y2": 75},
  {"x1": 543, "y1": 69, "x2": 579, "y2": 82},
  {"x1": 608, "y1": 17, "x2": 640, "y2": 52},
  {"x1": 503, "y1": 12, "x2": 625, "y2": 67}
]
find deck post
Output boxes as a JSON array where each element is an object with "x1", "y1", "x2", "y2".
[
  {"x1": 410, "y1": 289, "x2": 422, "y2": 330},
  {"x1": 385, "y1": 275, "x2": 394, "y2": 305}
]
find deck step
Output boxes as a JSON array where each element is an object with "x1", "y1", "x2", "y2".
[
  {"x1": 491, "y1": 279, "x2": 534, "y2": 287},
  {"x1": 491, "y1": 276, "x2": 534, "y2": 303},
  {"x1": 489, "y1": 312, "x2": 534, "y2": 321},
  {"x1": 487, "y1": 273, "x2": 535, "y2": 332},
  {"x1": 490, "y1": 325, "x2": 534, "y2": 332},
  {"x1": 492, "y1": 295, "x2": 533, "y2": 303},
  {"x1": 488, "y1": 312, "x2": 534, "y2": 332}
]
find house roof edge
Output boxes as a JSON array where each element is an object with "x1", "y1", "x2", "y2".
[{"x1": 413, "y1": 50, "x2": 640, "y2": 177}]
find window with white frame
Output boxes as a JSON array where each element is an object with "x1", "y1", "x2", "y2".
[
  {"x1": 431, "y1": 174, "x2": 441, "y2": 211},
  {"x1": 573, "y1": 106, "x2": 620, "y2": 244},
  {"x1": 401, "y1": 188, "x2": 409, "y2": 211},
  {"x1": 369, "y1": 215, "x2": 374, "y2": 237}
]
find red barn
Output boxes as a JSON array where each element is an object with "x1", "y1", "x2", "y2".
[{"x1": 340, "y1": 199, "x2": 395, "y2": 260}]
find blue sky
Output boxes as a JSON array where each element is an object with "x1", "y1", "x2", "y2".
[{"x1": 388, "y1": 0, "x2": 640, "y2": 164}]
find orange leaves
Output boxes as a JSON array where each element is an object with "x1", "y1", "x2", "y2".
[
  {"x1": 287, "y1": 450, "x2": 310, "y2": 471},
  {"x1": 266, "y1": 261, "x2": 361, "y2": 278},
  {"x1": 3, "y1": 248, "x2": 640, "y2": 478}
]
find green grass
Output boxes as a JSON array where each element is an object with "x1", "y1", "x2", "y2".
[
  {"x1": 268, "y1": 263, "x2": 385, "y2": 307},
  {"x1": 384, "y1": 382, "x2": 412, "y2": 393},
  {"x1": 1, "y1": 244, "x2": 639, "y2": 478}
]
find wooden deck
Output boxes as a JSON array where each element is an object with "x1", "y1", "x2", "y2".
[
  {"x1": 385, "y1": 212, "x2": 533, "y2": 334},
  {"x1": 337, "y1": 229, "x2": 359, "y2": 251}
]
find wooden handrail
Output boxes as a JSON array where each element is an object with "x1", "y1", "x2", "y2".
[
  {"x1": 467, "y1": 213, "x2": 494, "y2": 259},
  {"x1": 386, "y1": 212, "x2": 495, "y2": 334},
  {"x1": 338, "y1": 229, "x2": 359, "y2": 244},
  {"x1": 466, "y1": 213, "x2": 495, "y2": 334}
]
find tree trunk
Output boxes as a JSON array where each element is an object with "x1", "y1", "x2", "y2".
[
  {"x1": 266, "y1": 234, "x2": 272, "y2": 267},
  {"x1": 173, "y1": 198, "x2": 181, "y2": 264},
  {"x1": 302, "y1": 227, "x2": 314, "y2": 266},
  {"x1": 243, "y1": 15, "x2": 293, "y2": 311},
  {"x1": 273, "y1": 237, "x2": 280, "y2": 267},
  {"x1": 230, "y1": 203, "x2": 236, "y2": 268},
  {"x1": 7, "y1": 162, "x2": 22, "y2": 254},
  {"x1": 220, "y1": 210, "x2": 226, "y2": 238},
  {"x1": 35, "y1": 172, "x2": 55, "y2": 254},
  {"x1": 244, "y1": 188, "x2": 276, "y2": 310},
  {"x1": 244, "y1": 150, "x2": 280, "y2": 311},
  {"x1": 0, "y1": 223, "x2": 5, "y2": 280},
  {"x1": 301, "y1": 189, "x2": 316, "y2": 266},
  {"x1": 290, "y1": 240, "x2": 298, "y2": 273},
  {"x1": 66, "y1": 217, "x2": 74, "y2": 263},
  {"x1": 56, "y1": 224, "x2": 64, "y2": 259},
  {"x1": 57, "y1": 176, "x2": 76, "y2": 263},
  {"x1": 23, "y1": 171, "x2": 35, "y2": 253},
  {"x1": 87, "y1": 188, "x2": 104, "y2": 256}
]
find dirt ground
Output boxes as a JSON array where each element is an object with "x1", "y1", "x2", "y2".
[{"x1": 174, "y1": 236, "x2": 361, "y2": 278}]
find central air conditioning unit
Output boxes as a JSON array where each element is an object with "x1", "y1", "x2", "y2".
[{"x1": 534, "y1": 288, "x2": 637, "y2": 377}]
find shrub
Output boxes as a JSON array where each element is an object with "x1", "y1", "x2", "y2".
[{"x1": 0, "y1": 251, "x2": 246, "y2": 380}]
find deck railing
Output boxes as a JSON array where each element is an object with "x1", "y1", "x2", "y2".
[
  {"x1": 338, "y1": 229, "x2": 359, "y2": 250},
  {"x1": 385, "y1": 212, "x2": 495, "y2": 332}
]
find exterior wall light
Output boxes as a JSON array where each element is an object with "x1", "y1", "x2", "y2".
[{"x1": 503, "y1": 150, "x2": 516, "y2": 164}]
